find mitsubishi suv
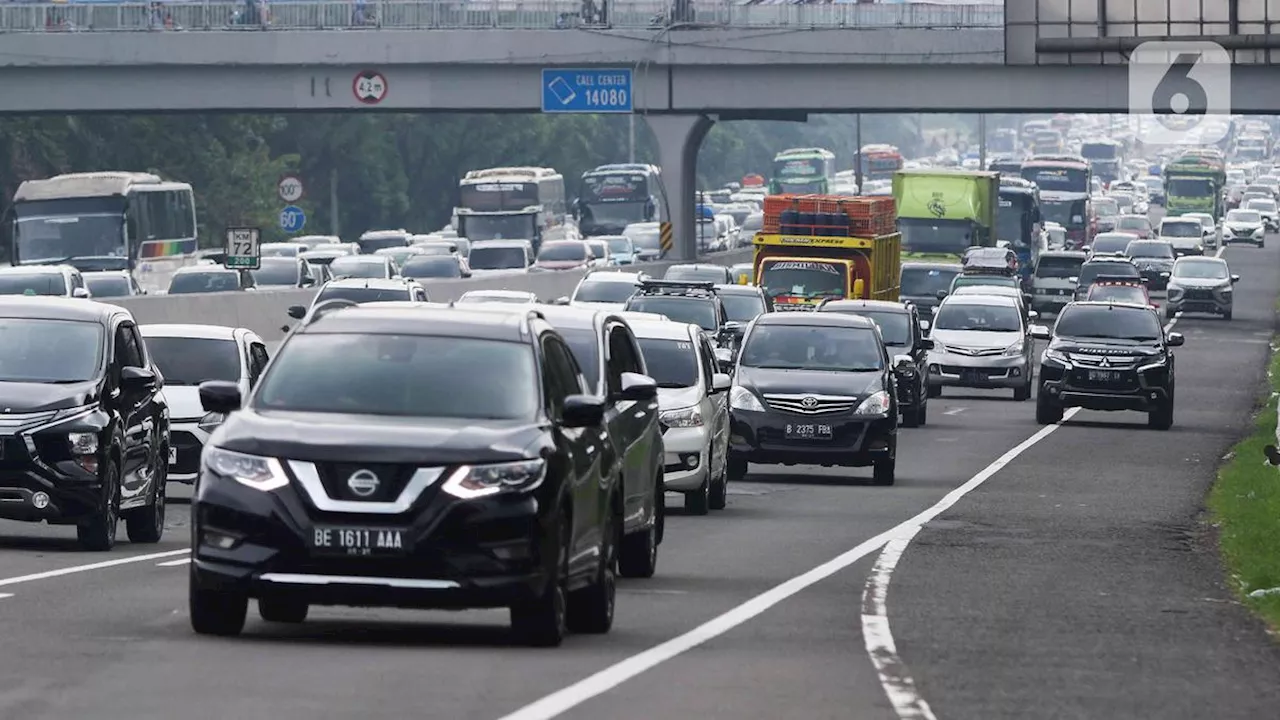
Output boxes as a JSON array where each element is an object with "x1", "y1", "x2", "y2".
[
  {"x1": 1164, "y1": 256, "x2": 1239, "y2": 321},
  {"x1": 190, "y1": 305, "x2": 637, "y2": 647}
]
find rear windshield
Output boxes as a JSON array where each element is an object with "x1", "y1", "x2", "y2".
[
  {"x1": 900, "y1": 267, "x2": 960, "y2": 296},
  {"x1": 1078, "y1": 262, "x2": 1139, "y2": 286},
  {"x1": 168, "y1": 272, "x2": 240, "y2": 294},
  {"x1": 146, "y1": 337, "x2": 240, "y2": 386},
  {"x1": 85, "y1": 275, "x2": 131, "y2": 297},
  {"x1": 626, "y1": 296, "x2": 717, "y2": 330},
  {"x1": 0, "y1": 274, "x2": 68, "y2": 296},
  {"x1": 1035, "y1": 255, "x2": 1083, "y2": 278},
  {"x1": 1126, "y1": 241, "x2": 1174, "y2": 258},
  {"x1": 573, "y1": 280, "x2": 639, "y2": 304},
  {"x1": 635, "y1": 337, "x2": 700, "y2": 388},
  {"x1": 664, "y1": 265, "x2": 731, "y2": 283},
  {"x1": 1090, "y1": 236, "x2": 1134, "y2": 254},
  {"x1": 401, "y1": 258, "x2": 462, "y2": 279},
  {"x1": 1160, "y1": 221, "x2": 1201, "y2": 238},
  {"x1": 357, "y1": 236, "x2": 408, "y2": 253},
  {"x1": 314, "y1": 286, "x2": 410, "y2": 304}
]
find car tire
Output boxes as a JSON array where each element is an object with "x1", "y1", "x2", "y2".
[
  {"x1": 619, "y1": 483, "x2": 659, "y2": 579},
  {"x1": 567, "y1": 498, "x2": 618, "y2": 635},
  {"x1": 872, "y1": 457, "x2": 896, "y2": 486},
  {"x1": 926, "y1": 384, "x2": 942, "y2": 399},
  {"x1": 1035, "y1": 393, "x2": 1063, "y2": 425},
  {"x1": 258, "y1": 598, "x2": 309, "y2": 623},
  {"x1": 901, "y1": 400, "x2": 922, "y2": 428},
  {"x1": 653, "y1": 471, "x2": 666, "y2": 545},
  {"x1": 1224, "y1": 309, "x2": 1233, "y2": 321},
  {"x1": 709, "y1": 456, "x2": 728, "y2": 511},
  {"x1": 1013, "y1": 379, "x2": 1031, "y2": 402},
  {"x1": 684, "y1": 477, "x2": 710, "y2": 516},
  {"x1": 77, "y1": 461, "x2": 120, "y2": 552},
  {"x1": 511, "y1": 514, "x2": 569, "y2": 647},
  {"x1": 188, "y1": 566, "x2": 248, "y2": 637},
  {"x1": 1164, "y1": 306, "x2": 1176, "y2": 321},
  {"x1": 1259, "y1": 240, "x2": 1266, "y2": 248},
  {"x1": 126, "y1": 458, "x2": 166, "y2": 544},
  {"x1": 1148, "y1": 401, "x2": 1174, "y2": 430}
]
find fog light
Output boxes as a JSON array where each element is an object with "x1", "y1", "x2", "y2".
[
  {"x1": 929, "y1": 364, "x2": 940, "y2": 374},
  {"x1": 201, "y1": 530, "x2": 240, "y2": 550},
  {"x1": 681, "y1": 453, "x2": 700, "y2": 469},
  {"x1": 31, "y1": 492, "x2": 50, "y2": 510},
  {"x1": 1011, "y1": 368, "x2": 1022, "y2": 377},
  {"x1": 1150, "y1": 391, "x2": 1159, "y2": 399}
]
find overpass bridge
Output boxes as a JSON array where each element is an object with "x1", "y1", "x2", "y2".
[{"x1": 1, "y1": 0, "x2": 1277, "y2": 259}]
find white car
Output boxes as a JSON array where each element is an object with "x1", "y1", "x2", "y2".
[
  {"x1": 1221, "y1": 209, "x2": 1266, "y2": 247},
  {"x1": 565, "y1": 270, "x2": 647, "y2": 310},
  {"x1": 1157, "y1": 217, "x2": 1207, "y2": 256},
  {"x1": 468, "y1": 239, "x2": 534, "y2": 276},
  {"x1": 1180, "y1": 212, "x2": 1220, "y2": 247},
  {"x1": 1244, "y1": 197, "x2": 1279, "y2": 232},
  {"x1": 627, "y1": 318, "x2": 731, "y2": 515},
  {"x1": 455, "y1": 289, "x2": 539, "y2": 305},
  {"x1": 0, "y1": 265, "x2": 91, "y2": 298},
  {"x1": 139, "y1": 324, "x2": 269, "y2": 484}
]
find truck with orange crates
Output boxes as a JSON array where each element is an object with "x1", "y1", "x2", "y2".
[{"x1": 752, "y1": 194, "x2": 901, "y2": 311}]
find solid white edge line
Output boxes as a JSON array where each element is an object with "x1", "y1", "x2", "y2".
[
  {"x1": 861, "y1": 529, "x2": 936, "y2": 720},
  {"x1": 0, "y1": 548, "x2": 188, "y2": 589},
  {"x1": 496, "y1": 407, "x2": 1083, "y2": 720},
  {"x1": 156, "y1": 557, "x2": 193, "y2": 567}
]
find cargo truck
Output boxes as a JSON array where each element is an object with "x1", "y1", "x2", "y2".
[
  {"x1": 893, "y1": 169, "x2": 1000, "y2": 264},
  {"x1": 1163, "y1": 153, "x2": 1227, "y2": 220}
]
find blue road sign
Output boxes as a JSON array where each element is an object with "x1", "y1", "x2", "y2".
[
  {"x1": 280, "y1": 205, "x2": 306, "y2": 233},
  {"x1": 541, "y1": 69, "x2": 633, "y2": 114}
]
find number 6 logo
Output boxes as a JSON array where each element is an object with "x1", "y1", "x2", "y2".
[{"x1": 1129, "y1": 41, "x2": 1231, "y2": 145}]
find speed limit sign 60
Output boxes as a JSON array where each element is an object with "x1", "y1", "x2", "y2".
[{"x1": 353, "y1": 70, "x2": 389, "y2": 105}]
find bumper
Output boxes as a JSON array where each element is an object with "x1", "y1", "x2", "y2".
[
  {"x1": 1223, "y1": 233, "x2": 1265, "y2": 245},
  {"x1": 1039, "y1": 362, "x2": 1170, "y2": 412},
  {"x1": 727, "y1": 410, "x2": 895, "y2": 467},
  {"x1": 0, "y1": 453, "x2": 104, "y2": 524},
  {"x1": 927, "y1": 353, "x2": 1029, "y2": 390},
  {"x1": 1166, "y1": 293, "x2": 1232, "y2": 315},
  {"x1": 1169, "y1": 244, "x2": 1204, "y2": 256},
  {"x1": 190, "y1": 471, "x2": 557, "y2": 610},
  {"x1": 168, "y1": 421, "x2": 210, "y2": 484},
  {"x1": 1031, "y1": 289, "x2": 1074, "y2": 313},
  {"x1": 660, "y1": 425, "x2": 710, "y2": 492},
  {"x1": 1137, "y1": 270, "x2": 1171, "y2": 291}
]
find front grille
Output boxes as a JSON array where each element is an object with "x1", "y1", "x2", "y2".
[
  {"x1": 0, "y1": 411, "x2": 59, "y2": 433},
  {"x1": 1182, "y1": 288, "x2": 1216, "y2": 300},
  {"x1": 171, "y1": 430, "x2": 203, "y2": 475},
  {"x1": 763, "y1": 394, "x2": 857, "y2": 415},
  {"x1": 943, "y1": 346, "x2": 1003, "y2": 357},
  {"x1": 0, "y1": 437, "x2": 33, "y2": 471},
  {"x1": 314, "y1": 463, "x2": 417, "y2": 503},
  {"x1": 1068, "y1": 354, "x2": 1138, "y2": 368}
]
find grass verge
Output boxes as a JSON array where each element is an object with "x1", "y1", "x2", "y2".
[{"x1": 1208, "y1": 345, "x2": 1280, "y2": 630}]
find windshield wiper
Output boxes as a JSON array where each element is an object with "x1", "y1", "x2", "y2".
[{"x1": 655, "y1": 382, "x2": 691, "y2": 389}]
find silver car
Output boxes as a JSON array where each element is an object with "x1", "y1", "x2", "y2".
[
  {"x1": 1164, "y1": 256, "x2": 1239, "y2": 321},
  {"x1": 926, "y1": 294, "x2": 1036, "y2": 400}
]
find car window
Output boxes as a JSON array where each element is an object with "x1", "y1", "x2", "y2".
[
  {"x1": 625, "y1": 296, "x2": 717, "y2": 330},
  {"x1": 250, "y1": 342, "x2": 270, "y2": 384},
  {"x1": 933, "y1": 303, "x2": 1022, "y2": 332},
  {"x1": 0, "y1": 318, "x2": 103, "y2": 382},
  {"x1": 575, "y1": 280, "x2": 639, "y2": 304},
  {"x1": 1055, "y1": 305, "x2": 1162, "y2": 340},
  {"x1": 541, "y1": 336, "x2": 584, "y2": 416},
  {"x1": 606, "y1": 325, "x2": 645, "y2": 396},
  {"x1": 634, "y1": 336, "x2": 700, "y2": 388},
  {"x1": 739, "y1": 324, "x2": 884, "y2": 371},
  {"x1": 145, "y1": 336, "x2": 240, "y2": 385},
  {"x1": 720, "y1": 293, "x2": 766, "y2": 322}
]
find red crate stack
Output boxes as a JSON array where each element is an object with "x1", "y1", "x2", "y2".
[{"x1": 761, "y1": 195, "x2": 897, "y2": 237}]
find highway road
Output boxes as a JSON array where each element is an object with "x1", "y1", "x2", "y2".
[{"x1": 1, "y1": 243, "x2": 1279, "y2": 720}]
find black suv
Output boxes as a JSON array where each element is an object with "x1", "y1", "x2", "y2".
[
  {"x1": 817, "y1": 299, "x2": 933, "y2": 427},
  {"x1": 1032, "y1": 301, "x2": 1183, "y2": 429},
  {"x1": 191, "y1": 305, "x2": 642, "y2": 646},
  {"x1": 624, "y1": 280, "x2": 731, "y2": 345},
  {"x1": 727, "y1": 313, "x2": 900, "y2": 485},
  {"x1": 0, "y1": 298, "x2": 169, "y2": 550},
  {"x1": 1072, "y1": 257, "x2": 1142, "y2": 301},
  {"x1": 527, "y1": 305, "x2": 666, "y2": 578}
]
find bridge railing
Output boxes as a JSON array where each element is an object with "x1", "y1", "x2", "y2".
[{"x1": 0, "y1": 1, "x2": 1005, "y2": 32}]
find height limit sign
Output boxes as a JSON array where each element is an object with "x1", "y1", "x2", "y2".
[
  {"x1": 353, "y1": 70, "x2": 388, "y2": 105},
  {"x1": 224, "y1": 227, "x2": 262, "y2": 270}
]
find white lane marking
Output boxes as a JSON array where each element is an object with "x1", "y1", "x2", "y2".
[
  {"x1": 0, "y1": 593, "x2": 13, "y2": 600},
  {"x1": 0, "y1": 549, "x2": 188, "y2": 589},
  {"x1": 861, "y1": 529, "x2": 936, "y2": 720},
  {"x1": 497, "y1": 408, "x2": 1083, "y2": 720},
  {"x1": 156, "y1": 557, "x2": 192, "y2": 567},
  {"x1": 858, "y1": 406, "x2": 1081, "y2": 720},
  {"x1": 942, "y1": 407, "x2": 966, "y2": 416}
]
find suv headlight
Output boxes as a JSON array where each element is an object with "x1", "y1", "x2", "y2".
[
  {"x1": 204, "y1": 447, "x2": 288, "y2": 492},
  {"x1": 1043, "y1": 348, "x2": 1071, "y2": 365},
  {"x1": 853, "y1": 390, "x2": 891, "y2": 416},
  {"x1": 442, "y1": 459, "x2": 546, "y2": 500},
  {"x1": 659, "y1": 405, "x2": 703, "y2": 427},
  {"x1": 729, "y1": 385, "x2": 765, "y2": 412},
  {"x1": 198, "y1": 412, "x2": 226, "y2": 433},
  {"x1": 1003, "y1": 340, "x2": 1024, "y2": 356},
  {"x1": 68, "y1": 432, "x2": 98, "y2": 455}
]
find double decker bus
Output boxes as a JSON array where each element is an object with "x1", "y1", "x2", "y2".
[
  {"x1": 768, "y1": 148, "x2": 835, "y2": 194},
  {"x1": 859, "y1": 144, "x2": 904, "y2": 183},
  {"x1": 6, "y1": 172, "x2": 198, "y2": 293},
  {"x1": 1020, "y1": 159, "x2": 1093, "y2": 248},
  {"x1": 574, "y1": 164, "x2": 665, "y2": 237},
  {"x1": 456, "y1": 167, "x2": 567, "y2": 247}
]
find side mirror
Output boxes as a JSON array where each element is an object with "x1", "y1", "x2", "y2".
[
  {"x1": 919, "y1": 319, "x2": 931, "y2": 333},
  {"x1": 72, "y1": 287, "x2": 91, "y2": 299},
  {"x1": 120, "y1": 366, "x2": 157, "y2": 391},
  {"x1": 711, "y1": 372, "x2": 732, "y2": 392},
  {"x1": 935, "y1": 290, "x2": 948, "y2": 300},
  {"x1": 1022, "y1": 292, "x2": 1034, "y2": 305},
  {"x1": 714, "y1": 348, "x2": 736, "y2": 373},
  {"x1": 1231, "y1": 274, "x2": 1240, "y2": 283},
  {"x1": 200, "y1": 380, "x2": 243, "y2": 414},
  {"x1": 1030, "y1": 325, "x2": 1052, "y2": 340},
  {"x1": 1027, "y1": 310, "x2": 1039, "y2": 320},
  {"x1": 1067, "y1": 276, "x2": 1078, "y2": 284},
  {"x1": 553, "y1": 296, "x2": 570, "y2": 305},
  {"x1": 562, "y1": 394, "x2": 605, "y2": 428},
  {"x1": 301, "y1": 276, "x2": 316, "y2": 287},
  {"x1": 892, "y1": 354, "x2": 914, "y2": 371},
  {"x1": 919, "y1": 337, "x2": 934, "y2": 350},
  {"x1": 618, "y1": 372, "x2": 658, "y2": 401},
  {"x1": 287, "y1": 305, "x2": 307, "y2": 320},
  {"x1": 1166, "y1": 331, "x2": 1185, "y2": 347}
]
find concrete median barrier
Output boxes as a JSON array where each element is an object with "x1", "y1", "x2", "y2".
[{"x1": 112, "y1": 249, "x2": 753, "y2": 340}]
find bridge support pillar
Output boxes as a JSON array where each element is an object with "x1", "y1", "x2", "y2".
[{"x1": 645, "y1": 114, "x2": 716, "y2": 261}]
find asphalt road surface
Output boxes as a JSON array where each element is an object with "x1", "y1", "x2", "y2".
[{"x1": 1, "y1": 237, "x2": 1278, "y2": 720}]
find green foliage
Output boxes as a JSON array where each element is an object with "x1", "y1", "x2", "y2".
[{"x1": 0, "y1": 112, "x2": 939, "y2": 246}]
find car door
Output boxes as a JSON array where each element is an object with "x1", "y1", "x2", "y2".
[
  {"x1": 698, "y1": 334, "x2": 729, "y2": 478},
  {"x1": 541, "y1": 335, "x2": 604, "y2": 580},
  {"x1": 112, "y1": 321, "x2": 157, "y2": 509},
  {"x1": 604, "y1": 322, "x2": 657, "y2": 532}
]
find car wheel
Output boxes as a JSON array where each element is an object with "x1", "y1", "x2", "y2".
[
  {"x1": 77, "y1": 461, "x2": 120, "y2": 552},
  {"x1": 684, "y1": 476, "x2": 710, "y2": 516},
  {"x1": 189, "y1": 565, "x2": 247, "y2": 636},
  {"x1": 709, "y1": 455, "x2": 728, "y2": 511},
  {"x1": 619, "y1": 482, "x2": 659, "y2": 578},
  {"x1": 1013, "y1": 379, "x2": 1031, "y2": 402},
  {"x1": 872, "y1": 457, "x2": 896, "y2": 486},
  {"x1": 926, "y1": 384, "x2": 942, "y2": 399},
  {"x1": 1035, "y1": 392, "x2": 1063, "y2": 425},
  {"x1": 1148, "y1": 401, "x2": 1174, "y2": 430},
  {"x1": 126, "y1": 456, "x2": 166, "y2": 544},
  {"x1": 567, "y1": 496, "x2": 618, "y2": 635},
  {"x1": 511, "y1": 514, "x2": 569, "y2": 647},
  {"x1": 917, "y1": 397, "x2": 928, "y2": 426},
  {"x1": 901, "y1": 400, "x2": 922, "y2": 428},
  {"x1": 258, "y1": 598, "x2": 309, "y2": 623}
]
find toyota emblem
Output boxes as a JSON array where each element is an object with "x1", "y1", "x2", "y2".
[
  {"x1": 346, "y1": 469, "x2": 380, "y2": 497},
  {"x1": 801, "y1": 396, "x2": 819, "y2": 409}
]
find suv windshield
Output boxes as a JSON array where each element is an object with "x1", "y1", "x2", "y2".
[
  {"x1": 933, "y1": 302, "x2": 1022, "y2": 332},
  {"x1": 626, "y1": 297, "x2": 717, "y2": 330},
  {"x1": 314, "y1": 286, "x2": 410, "y2": 304},
  {"x1": 573, "y1": 280, "x2": 639, "y2": 304},
  {"x1": 1173, "y1": 260, "x2": 1230, "y2": 280},
  {"x1": 1126, "y1": 241, "x2": 1174, "y2": 258},
  {"x1": 1160, "y1": 222, "x2": 1201, "y2": 238},
  {"x1": 1091, "y1": 235, "x2": 1135, "y2": 254},
  {"x1": 740, "y1": 325, "x2": 884, "y2": 371},
  {"x1": 1035, "y1": 256, "x2": 1083, "y2": 278},
  {"x1": 1227, "y1": 210, "x2": 1261, "y2": 223},
  {"x1": 900, "y1": 267, "x2": 960, "y2": 296},
  {"x1": 0, "y1": 318, "x2": 102, "y2": 382},
  {"x1": 146, "y1": 337, "x2": 240, "y2": 386},
  {"x1": 1246, "y1": 199, "x2": 1277, "y2": 212},
  {"x1": 1055, "y1": 305, "x2": 1162, "y2": 340},
  {"x1": 635, "y1": 337, "x2": 699, "y2": 388},
  {"x1": 255, "y1": 334, "x2": 537, "y2": 419},
  {"x1": 0, "y1": 274, "x2": 67, "y2": 296}
]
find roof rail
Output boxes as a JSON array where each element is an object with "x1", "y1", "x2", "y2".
[
  {"x1": 303, "y1": 298, "x2": 360, "y2": 326},
  {"x1": 637, "y1": 279, "x2": 717, "y2": 297}
]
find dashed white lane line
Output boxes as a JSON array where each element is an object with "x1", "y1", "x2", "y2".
[
  {"x1": 0, "y1": 549, "x2": 188, "y2": 590},
  {"x1": 858, "y1": 406, "x2": 1081, "y2": 720},
  {"x1": 156, "y1": 557, "x2": 192, "y2": 567},
  {"x1": 497, "y1": 408, "x2": 1083, "y2": 720},
  {"x1": 0, "y1": 593, "x2": 13, "y2": 600},
  {"x1": 942, "y1": 407, "x2": 966, "y2": 416}
]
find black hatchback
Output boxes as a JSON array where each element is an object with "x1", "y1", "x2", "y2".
[
  {"x1": 0, "y1": 298, "x2": 169, "y2": 550},
  {"x1": 190, "y1": 305, "x2": 641, "y2": 647}
]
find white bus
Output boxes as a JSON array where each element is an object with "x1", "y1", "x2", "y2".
[
  {"x1": 8, "y1": 172, "x2": 198, "y2": 293},
  {"x1": 458, "y1": 166, "x2": 567, "y2": 228}
]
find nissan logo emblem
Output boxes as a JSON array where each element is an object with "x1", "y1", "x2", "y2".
[
  {"x1": 346, "y1": 469, "x2": 380, "y2": 497},
  {"x1": 801, "y1": 396, "x2": 819, "y2": 409}
]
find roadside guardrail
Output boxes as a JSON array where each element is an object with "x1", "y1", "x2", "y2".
[{"x1": 1, "y1": 1, "x2": 1005, "y2": 32}]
